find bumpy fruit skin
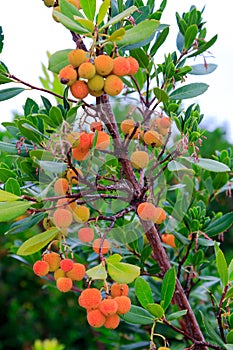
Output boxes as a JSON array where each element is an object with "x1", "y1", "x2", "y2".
[
  {"x1": 114, "y1": 296, "x2": 131, "y2": 314},
  {"x1": 154, "y1": 207, "x2": 166, "y2": 224},
  {"x1": 90, "y1": 121, "x2": 103, "y2": 132},
  {"x1": 104, "y1": 75, "x2": 123, "y2": 96},
  {"x1": 112, "y1": 56, "x2": 130, "y2": 76},
  {"x1": 128, "y1": 127, "x2": 142, "y2": 140},
  {"x1": 57, "y1": 198, "x2": 77, "y2": 212},
  {"x1": 60, "y1": 258, "x2": 74, "y2": 272},
  {"x1": 152, "y1": 118, "x2": 169, "y2": 136},
  {"x1": 94, "y1": 55, "x2": 114, "y2": 76},
  {"x1": 143, "y1": 130, "x2": 163, "y2": 147},
  {"x1": 137, "y1": 202, "x2": 157, "y2": 221},
  {"x1": 161, "y1": 233, "x2": 176, "y2": 248},
  {"x1": 66, "y1": 263, "x2": 86, "y2": 280},
  {"x1": 66, "y1": 168, "x2": 82, "y2": 184},
  {"x1": 33, "y1": 260, "x2": 49, "y2": 277},
  {"x1": 90, "y1": 131, "x2": 110, "y2": 150},
  {"x1": 87, "y1": 75, "x2": 105, "y2": 92},
  {"x1": 110, "y1": 283, "x2": 129, "y2": 298},
  {"x1": 92, "y1": 238, "x2": 110, "y2": 255},
  {"x1": 44, "y1": 0, "x2": 54, "y2": 7},
  {"x1": 120, "y1": 119, "x2": 135, "y2": 135},
  {"x1": 160, "y1": 116, "x2": 171, "y2": 129},
  {"x1": 104, "y1": 314, "x2": 120, "y2": 329},
  {"x1": 43, "y1": 252, "x2": 61, "y2": 272},
  {"x1": 78, "y1": 62, "x2": 96, "y2": 79},
  {"x1": 99, "y1": 299, "x2": 118, "y2": 316},
  {"x1": 59, "y1": 65, "x2": 77, "y2": 86},
  {"x1": 78, "y1": 288, "x2": 102, "y2": 309},
  {"x1": 68, "y1": 49, "x2": 87, "y2": 68},
  {"x1": 127, "y1": 56, "x2": 139, "y2": 75},
  {"x1": 54, "y1": 178, "x2": 69, "y2": 195},
  {"x1": 130, "y1": 151, "x2": 149, "y2": 170},
  {"x1": 56, "y1": 277, "x2": 73, "y2": 292},
  {"x1": 54, "y1": 268, "x2": 65, "y2": 280},
  {"x1": 78, "y1": 227, "x2": 94, "y2": 243},
  {"x1": 70, "y1": 80, "x2": 89, "y2": 99},
  {"x1": 53, "y1": 208, "x2": 73, "y2": 229},
  {"x1": 73, "y1": 205, "x2": 90, "y2": 223},
  {"x1": 87, "y1": 309, "x2": 106, "y2": 328},
  {"x1": 89, "y1": 89, "x2": 104, "y2": 97}
]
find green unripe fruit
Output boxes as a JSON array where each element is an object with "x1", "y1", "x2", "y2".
[
  {"x1": 87, "y1": 75, "x2": 105, "y2": 92},
  {"x1": 78, "y1": 62, "x2": 96, "y2": 80},
  {"x1": 44, "y1": 0, "x2": 55, "y2": 7}
]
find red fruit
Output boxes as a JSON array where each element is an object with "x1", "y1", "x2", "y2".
[
  {"x1": 60, "y1": 258, "x2": 74, "y2": 272},
  {"x1": 104, "y1": 313, "x2": 120, "y2": 329},
  {"x1": 33, "y1": 260, "x2": 49, "y2": 277},
  {"x1": 87, "y1": 309, "x2": 106, "y2": 328},
  {"x1": 114, "y1": 296, "x2": 131, "y2": 314},
  {"x1": 70, "y1": 80, "x2": 89, "y2": 99},
  {"x1": 78, "y1": 227, "x2": 94, "y2": 243},
  {"x1": 78, "y1": 288, "x2": 102, "y2": 309},
  {"x1": 112, "y1": 56, "x2": 130, "y2": 76},
  {"x1": 56, "y1": 277, "x2": 73, "y2": 292},
  {"x1": 110, "y1": 283, "x2": 129, "y2": 298},
  {"x1": 66, "y1": 263, "x2": 86, "y2": 281},
  {"x1": 99, "y1": 298, "x2": 118, "y2": 316}
]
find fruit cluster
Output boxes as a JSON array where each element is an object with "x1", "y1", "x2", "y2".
[
  {"x1": 33, "y1": 252, "x2": 86, "y2": 292},
  {"x1": 59, "y1": 50, "x2": 139, "y2": 99},
  {"x1": 78, "y1": 283, "x2": 131, "y2": 329}
]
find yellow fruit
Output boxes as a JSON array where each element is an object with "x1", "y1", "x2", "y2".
[
  {"x1": 43, "y1": 252, "x2": 61, "y2": 272},
  {"x1": 94, "y1": 55, "x2": 114, "y2": 76},
  {"x1": 54, "y1": 268, "x2": 65, "y2": 280},
  {"x1": 44, "y1": 0, "x2": 54, "y2": 7},
  {"x1": 112, "y1": 56, "x2": 130, "y2": 76},
  {"x1": 73, "y1": 205, "x2": 90, "y2": 223},
  {"x1": 70, "y1": 80, "x2": 89, "y2": 99},
  {"x1": 59, "y1": 65, "x2": 77, "y2": 86},
  {"x1": 130, "y1": 151, "x2": 149, "y2": 169},
  {"x1": 66, "y1": 168, "x2": 82, "y2": 184},
  {"x1": 87, "y1": 75, "x2": 105, "y2": 92},
  {"x1": 128, "y1": 127, "x2": 142, "y2": 140},
  {"x1": 68, "y1": 49, "x2": 87, "y2": 68},
  {"x1": 143, "y1": 130, "x2": 163, "y2": 147},
  {"x1": 104, "y1": 75, "x2": 123, "y2": 96},
  {"x1": 78, "y1": 62, "x2": 96, "y2": 79},
  {"x1": 89, "y1": 89, "x2": 104, "y2": 97},
  {"x1": 120, "y1": 119, "x2": 136, "y2": 135}
]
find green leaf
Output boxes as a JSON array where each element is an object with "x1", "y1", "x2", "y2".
[
  {"x1": 0, "y1": 141, "x2": 33, "y2": 155},
  {"x1": 0, "y1": 201, "x2": 32, "y2": 222},
  {"x1": 107, "y1": 261, "x2": 140, "y2": 284},
  {"x1": 38, "y1": 161, "x2": 67, "y2": 174},
  {"x1": 204, "y1": 212, "x2": 233, "y2": 237},
  {"x1": 52, "y1": 10, "x2": 90, "y2": 34},
  {"x1": 17, "y1": 120, "x2": 43, "y2": 144},
  {"x1": 117, "y1": 20, "x2": 160, "y2": 49},
  {"x1": 106, "y1": 253, "x2": 122, "y2": 264},
  {"x1": 168, "y1": 160, "x2": 194, "y2": 173},
  {"x1": 17, "y1": 227, "x2": 59, "y2": 256},
  {"x1": 167, "y1": 309, "x2": 187, "y2": 321},
  {"x1": 199, "y1": 310, "x2": 227, "y2": 348},
  {"x1": 184, "y1": 24, "x2": 198, "y2": 50},
  {"x1": 120, "y1": 305, "x2": 154, "y2": 325},
  {"x1": 49, "y1": 106, "x2": 64, "y2": 126},
  {"x1": 224, "y1": 286, "x2": 233, "y2": 301},
  {"x1": 100, "y1": 6, "x2": 138, "y2": 30},
  {"x1": 0, "y1": 168, "x2": 16, "y2": 182},
  {"x1": 227, "y1": 330, "x2": 233, "y2": 344},
  {"x1": 161, "y1": 267, "x2": 176, "y2": 312},
  {"x1": 215, "y1": 246, "x2": 228, "y2": 287},
  {"x1": 97, "y1": 0, "x2": 110, "y2": 24},
  {"x1": 190, "y1": 63, "x2": 217, "y2": 75},
  {"x1": 169, "y1": 83, "x2": 209, "y2": 100},
  {"x1": 0, "y1": 27, "x2": 4, "y2": 53},
  {"x1": 74, "y1": 17, "x2": 95, "y2": 32},
  {"x1": 150, "y1": 26, "x2": 169, "y2": 56},
  {"x1": 108, "y1": 28, "x2": 126, "y2": 42},
  {"x1": 0, "y1": 189, "x2": 20, "y2": 202},
  {"x1": 0, "y1": 87, "x2": 25, "y2": 101},
  {"x1": 48, "y1": 49, "x2": 72, "y2": 74},
  {"x1": 134, "y1": 277, "x2": 154, "y2": 308},
  {"x1": 86, "y1": 263, "x2": 107, "y2": 280},
  {"x1": 188, "y1": 34, "x2": 218, "y2": 58},
  {"x1": 153, "y1": 87, "x2": 169, "y2": 103},
  {"x1": 146, "y1": 303, "x2": 164, "y2": 318},
  {"x1": 182, "y1": 157, "x2": 230, "y2": 173},
  {"x1": 229, "y1": 259, "x2": 233, "y2": 281},
  {"x1": 80, "y1": 0, "x2": 96, "y2": 21},
  {"x1": 5, "y1": 178, "x2": 21, "y2": 196},
  {"x1": 60, "y1": 0, "x2": 84, "y2": 19},
  {"x1": 130, "y1": 48, "x2": 149, "y2": 69},
  {"x1": 6, "y1": 213, "x2": 46, "y2": 235}
]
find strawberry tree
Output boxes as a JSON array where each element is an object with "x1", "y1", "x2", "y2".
[{"x1": 0, "y1": 1, "x2": 233, "y2": 349}]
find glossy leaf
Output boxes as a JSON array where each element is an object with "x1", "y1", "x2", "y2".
[
  {"x1": 150, "y1": 26, "x2": 169, "y2": 56},
  {"x1": 224, "y1": 286, "x2": 233, "y2": 301},
  {"x1": 188, "y1": 34, "x2": 218, "y2": 58},
  {"x1": 190, "y1": 63, "x2": 217, "y2": 75},
  {"x1": 183, "y1": 157, "x2": 230, "y2": 173},
  {"x1": 100, "y1": 6, "x2": 137, "y2": 30},
  {"x1": 117, "y1": 20, "x2": 160, "y2": 49},
  {"x1": 146, "y1": 303, "x2": 164, "y2": 318},
  {"x1": 0, "y1": 168, "x2": 17, "y2": 183},
  {"x1": 107, "y1": 260, "x2": 140, "y2": 284},
  {"x1": 169, "y1": 83, "x2": 209, "y2": 100},
  {"x1": 161, "y1": 267, "x2": 176, "y2": 312},
  {"x1": 49, "y1": 106, "x2": 63, "y2": 126},
  {"x1": 0, "y1": 201, "x2": 32, "y2": 222},
  {"x1": 120, "y1": 305, "x2": 154, "y2": 325},
  {"x1": 48, "y1": 49, "x2": 72, "y2": 74},
  {"x1": 80, "y1": 0, "x2": 96, "y2": 21},
  {"x1": 167, "y1": 309, "x2": 187, "y2": 321},
  {"x1": 86, "y1": 263, "x2": 107, "y2": 280},
  {"x1": 6, "y1": 212, "x2": 46, "y2": 235},
  {"x1": 204, "y1": 212, "x2": 233, "y2": 237},
  {"x1": 109, "y1": 28, "x2": 126, "y2": 42},
  {"x1": 184, "y1": 24, "x2": 198, "y2": 50},
  {"x1": 60, "y1": 0, "x2": 84, "y2": 18},
  {"x1": 0, "y1": 27, "x2": 3, "y2": 53},
  {"x1": 97, "y1": 0, "x2": 110, "y2": 24},
  {"x1": 153, "y1": 87, "x2": 169, "y2": 103},
  {"x1": 74, "y1": 17, "x2": 95, "y2": 32},
  {"x1": 17, "y1": 227, "x2": 59, "y2": 256},
  {"x1": 226, "y1": 330, "x2": 233, "y2": 345},
  {"x1": 215, "y1": 245, "x2": 228, "y2": 287},
  {"x1": 134, "y1": 277, "x2": 154, "y2": 309},
  {"x1": 0, "y1": 87, "x2": 25, "y2": 101},
  {"x1": 168, "y1": 160, "x2": 194, "y2": 173},
  {"x1": 52, "y1": 11, "x2": 91, "y2": 34},
  {"x1": 5, "y1": 178, "x2": 21, "y2": 196},
  {"x1": 200, "y1": 310, "x2": 227, "y2": 348},
  {"x1": 0, "y1": 189, "x2": 20, "y2": 202},
  {"x1": 17, "y1": 120, "x2": 43, "y2": 144}
]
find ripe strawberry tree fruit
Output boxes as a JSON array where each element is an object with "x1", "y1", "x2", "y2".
[{"x1": 0, "y1": 1, "x2": 233, "y2": 349}]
